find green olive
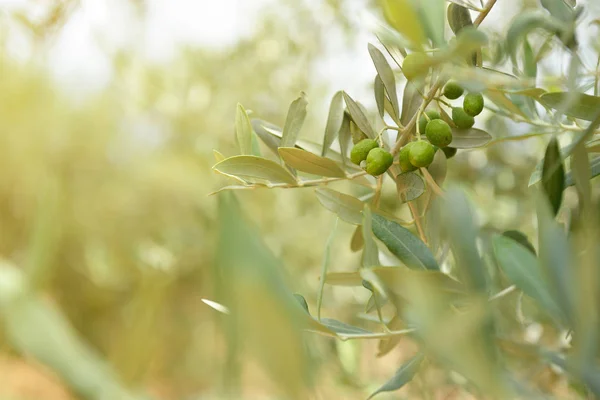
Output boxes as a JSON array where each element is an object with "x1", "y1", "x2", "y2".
[
  {"x1": 452, "y1": 107, "x2": 475, "y2": 129},
  {"x1": 409, "y1": 141, "x2": 435, "y2": 168},
  {"x1": 443, "y1": 81, "x2": 464, "y2": 100},
  {"x1": 425, "y1": 119, "x2": 453, "y2": 148},
  {"x1": 442, "y1": 146, "x2": 458, "y2": 159},
  {"x1": 350, "y1": 139, "x2": 379, "y2": 165},
  {"x1": 463, "y1": 93, "x2": 484, "y2": 116},
  {"x1": 399, "y1": 142, "x2": 418, "y2": 172},
  {"x1": 365, "y1": 148, "x2": 393, "y2": 176},
  {"x1": 402, "y1": 53, "x2": 431, "y2": 81},
  {"x1": 418, "y1": 110, "x2": 441, "y2": 135}
]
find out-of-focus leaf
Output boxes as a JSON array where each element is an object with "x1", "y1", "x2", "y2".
[
  {"x1": 362, "y1": 205, "x2": 380, "y2": 268},
  {"x1": 508, "y1": 88, "x2": 547, "y2": 98},
  {"x1": 278, "y1": 147, "x2": 346, "y2": 178},
  {"x1": 213, "y1": 155, "x2": 297, "y2": 185},
  {"x1": 447, "y1": 3, "x2": 473, "y2": 35},
  {"x1": 369, "y1": 44, "x2": 400, "y2": 120},
  {"x1": 506, "y1": 11, "x2": 564, "y2": 63},
  {"x1": 541, "y1": 137, "x2": 565, "y2": 216},
  {"x1": 565, "y1": 110, "x2": 600, "y2": 157},
  {"x1": 323, "y1": 91, "x2": 345, "y2": 156},
  {"x1": 415, "y1": 0, "x2": 445, "y2": 47},
  {"x1": 315, "y1": 188, "x2": 364, "y2": 225},
  {"x1": 485, "y1": 90, "x2": 527, "y2": 118},
  {"x1": 380, "y1": 0, "x2": 425, "y2": 46},
  {"x1": 324, "y1": 272, "x2": 363, "y2": 286},
  {"x1": 319, "y1": 318, "x2": 372, "y2": 336},
  {"x1": 493, "y1": 235, "x2": 564, "y2": 324},
  {"x1": 451, "y1": 27, "x2": 488, "y2": 59},
  {"x1": 400, "y1": 82, "x2": 422, "y2": 132},
  {"x1": 371, "y1": 214, "x2": 439, "y2": 270},
  {"x1": 571, "y1": 143, "x2": 592, "y2": 205},
  {"x1": 502, "y1": 230, "x2": 536, "y2": 255},
  {"x1": 523, "y1": 40, "x2": 537, "y2": 78},
  {"x1": 540, "y1": 0, "x2": 576, "y2": 24},
  {"x1": 367, "y1": 353, "x2": 424, "y2": 399},
  {"x1": 428, "y1": 149, "x2": 447, "y2": 186},
  {"x1": 536, "y1": 195, "x2": 575, "y2": 327},
  {"x1": 543, "y1": 351, "x2": 600, "y2": 398},
  {"x1": 343, "y1": 92, "x2": 377, "y2": 139},
  {"x1": 216, "y1": 193, "x2": 310, "y2": 397},
  {"x1": 443, "y1": 190, "x2": 487, "y2": 291},
  {"x1": 213, "y1": 149, "x2": 226, "y2": 162},
  {"x1": 449, "y1": 128, "x2": 492, "y2": 148},
  {"x1": 350, "y1": 225, "x2": 364, "y2": 252},
  {"x1": 281, "y1": 93, "x2": 308, "y2": 148},
  {"x1": 374, "y1": 75, "x2": 386, "y2": 118},
  {"x1": 540, "y1": 92, "x2": 600, "y2": 121},
  {"x1": 251, "y1": 118, "x2": 282, "y2": 155},
  {"x1": 566, "y1": 156, "x2": 600, "y2": 186},
  {"x1": 235, "y1": 103, "x2": 253, "y2": 155},
  {"x1": 396, "y1": 172, "x2": 425, "y2": 202}
]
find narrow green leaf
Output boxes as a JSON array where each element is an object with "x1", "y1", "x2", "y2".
[
  {"x1": 541, "y1": 137, "x2": 565, "y2": 216},
  {"x1": 485, "y1": 90, "x2": 527, "y2": 118},
  {"x1": 400, "y1": 82, "x2": 422, "y2": 131},
  {"x1": 369, "y1": 44, "x2": 400, "y2": 119},
  {"x1": 493, "y1": 235, "x2": 564, "y2": 323},
  {"x1": 342, "y1": 92, "x2": 377, "y2": 139},
  {"x1": 536, "y1": 195, "x2": 575, "y2": 327},
  {"x1": 450, "y1": 26, "x2": 488, "y2": 59},
  {"x1": 447, "y1": 3, "x2": 473, "y2": 35},
  {"x1": 540, "y1": 0, "x2": 576, "y2": 24},
  {"x1": 317, "y1": 219, "x2": 338, "y2": 320},
  {"x1": 502, "y1": 230, "x2": 536, "y2": 255},
  {"x1": 371, "y1": 214, "x2": 439, "y2": 270},
  {"x1": 350, "y1": 225, "x2": 364, "y2": 253},
  {"x1": 396, "y1": 172, "x2": 425, "y2": 202},
  {"x1": 523, "y1": 40, "x2": 537, "y2": 78},
  {"x1": 414, "y1": 0, "x2": 445, "y2": 47},
  {"x1": 278, "y1": 147, "x2": 346, "y2": 178},
  {"x1": 315, "y1": 188, "x2": 364, "y2": 225},
  {"x1": 235, "y1": 104, "x2": 253, "y2": 155},
  {"x1": 319, "y1": 318, "x2": 372, "y2": 335},
  {"x1": 449, "y1": 128, "x2": 492, "y2": 148},
  {"x1": 338, "y1": 113, "x2": 352, "y2": 166},
  {"x1": 213, "y1": 149, "x2": 226, "y2": 162},
  {"x1": 374, "y1": 75, "x2": 386, "y2": 118},
  {"x1": 540, "y1": 92, "x2": 600, "y2": 121},
  {"x1": 251, "y1": 118, "x2": 282, "y2": 155},
  {"x1": 506, "y1": 11, "x2": 564, "y2": 63},
  {"x1": 213, "y1": 155, "x2": 297, "y2": 185},
  {"x1": 380, "y1": 0, "x2": 426, "y2": 46},
  {"x1": 428, "y1": 149, "x2": 447, "y2": 186},
  {"x1": 362, "y1": 206, "x2": 380, "y2": 268},
  {"x1": 443, "y1": 190, "x2": 487, "y2": 291},
  {"x1": 571, "y1": 143, "x2": 592, "y2": 205},
  {"x1": 281, "y1": 93, "x2": 308, "y2": 148},
  {"x1": 368, "y1": 353, "x2": 424, "y2": 399},
  {"x1": 322, "y1": 91, "x2": 345, "y2": 157},
  {"x1": 566, "y1": 156, "x2": 600, "y2": 186}
]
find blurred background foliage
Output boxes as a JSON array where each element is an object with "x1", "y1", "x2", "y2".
[{"x1": 0, "y1": 0, "x2": 597, "y2": 399}]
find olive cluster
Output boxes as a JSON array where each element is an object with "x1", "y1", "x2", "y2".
[
  {"x1": 398, "y1": 79, "x2": 485, "y2": 172},
  {"x1": 350, "y1": 139, "x2": 393, "y2": 176}
]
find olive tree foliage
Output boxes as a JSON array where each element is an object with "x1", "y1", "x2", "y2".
[{"x1": 212, "y1": 0, "x2": 600, "y2": 398}]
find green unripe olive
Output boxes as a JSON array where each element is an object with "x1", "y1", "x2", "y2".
[
  {"x1": 350, "y1": 139, "x2": 378, "y2": 165},
  {"x1": 443, "y1": 81, "x2": 464, "y2": 100},
  {"x1": 365, "y1": 148, "x2": 393, "y2": 176},
  {"x1": 463, "y1": 93, "x2": 484, "y2": 116},
  {"x1": 402, "y1": 53, "x2": 431, "y2": 81},
  {"x1": 442, "y1": 146, "x2": 458, "y2": 159},
  {"x1": 409, "y1": 141, "x2": 435, "y2": 168},
  {"x1": 452, "y1": 107, "x2": 475, "y2": 129},
  {"x1": 425, "y1": 119, "x2": 453, "y2": 148},
  {"x1": 418, "y1": 110, "x2": 441, "y2": 134},
  {"x1": 398, "y1": 142, "x2": 418, "y2": 172}
]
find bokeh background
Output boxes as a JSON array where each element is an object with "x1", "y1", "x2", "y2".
[{"x1": 0, "y1": 0, "x2": 598, "y2": 399}]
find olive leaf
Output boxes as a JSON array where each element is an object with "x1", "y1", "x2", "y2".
[
  {"x1": 400, "y1": 82, "x2": 422, "y2": 133},
  {"x1": 368, "y1": 44, "x2": 400, "y2": 120},
  {"x1": 342, "y1": 92, "x2": 377, "y2": 139},
  {"x1": 371, "y1": 214, "x2": 439, "y2": 271},
  {"x1": 235, "y1": 103, "x2": 254, "y2": 155},
  {"x1": 570, "y1": 143, "x2": 591, "y2": 205},
  {"x1": 506, "y1": 11, "x2": 565, "y2": 63},
  {"x1": 566, "y1": 155, "x2": 600, "y2": 187},
  {"x1": 493, "y1": 234, "x2": 565, "y2": 325},
  {"x1": 213, "y1": 155, "x2": 297, "y2": 185},
  {"x1": 485, "y1": 90, "x2": 528, "y2": 118},
  {"x1": 367, "y1": 353, "x2": 425, "y2": 399},
  {"x1": 447, "y1": 3, "x2": 473, "y2": 35},
  {"x1": 396, "y1": 172, "x2": 425, "y2": 202},
  {"x1": 315, "y1": 188, "x2": 364, "y2": 225},
  {"x1": 379, "y1": 0, "x2": 426, "y2": 47},
  {"x1": 502, "y1": 230, "x2": 536, "y2": 255},
  {"x1": 350, "y1": 225, "x2": 364, "y2": 252},
  {"x1": 540, "y1": 92, "x2": 600, "y2": 121},
  {"x1": 541, "y1": 137, "x2": 565, "y2": 216},
  {"x1": 338, "y1": 113, "x2": 352, "y2": 166},
  {"x1": 281, "y1": 93, "x2": 308, "y2": 148},
  {"x1": 322, "y1": 91, "x2": 345, "y2": 157},
  {"x1": 362, "y1": 205, "x2": 380, "y2": 268},
  {"x1": 449, "y1": 128, "x2": 492, "y2": 148},
  {"x1": 374, "y1": 75, "x2": 386, "y2": 118},
  {"x1": 414, "y1": 0, "x2": 445, "y2": 48},
  {"x1": 278, "y1": 148, "x2": 346, "y2": 178}
]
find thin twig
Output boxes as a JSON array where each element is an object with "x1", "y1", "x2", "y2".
[
  {"x1": 420, "y1": 167, "x2": 445, "y2": 197},
  {"x1": 473, "y1": 0, "x2": 497, "y2": 26},
  {"x1": 489, "y1": 285, "x2": 517, "y2": 302},
  {"x1": 408, "y1": 201, "x2": 427, "y2": 244},
  {"x1": 317, "y1": 218, "x2": 338, "y2": 320}
]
